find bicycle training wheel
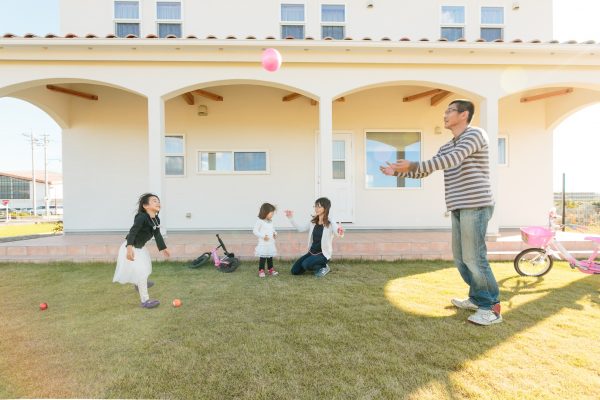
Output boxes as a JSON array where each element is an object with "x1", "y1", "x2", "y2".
[
  {"x1": 189, "y1": 252, "x2": 211, "y2": 269},
  {"x1": 514, "y1": 248, "x2": 553, "y2": 277}
]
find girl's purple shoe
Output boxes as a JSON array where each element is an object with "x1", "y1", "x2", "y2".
[{"x1": 140, "y1": 299, "x2": 160, "y2": 308}]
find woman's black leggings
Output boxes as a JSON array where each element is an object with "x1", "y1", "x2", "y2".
[{"x1": 259, "y1": 257, "x2": 274, "y2": 270}]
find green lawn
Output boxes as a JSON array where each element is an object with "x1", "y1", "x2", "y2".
[
  {"x1": 0, "y1": 222, "x2": 59, "y2": 238},
  {"x1": 0, "y1": 260, "x2": 598, "y2": 399}
]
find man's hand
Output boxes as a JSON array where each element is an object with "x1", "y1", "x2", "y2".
[
  {"x1": 161, "y1": 248, "x2": 171, "y2": 258},
  {"x1": 263, "y1": 235, "x2": 270, "y2": 241},
  {"x1": 379, "y1": 160, "x2": 415, "y2": 175}
]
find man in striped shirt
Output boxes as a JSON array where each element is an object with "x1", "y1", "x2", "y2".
[{"x1": 380, "y1": 99, "x2": 502, "y2": 326}]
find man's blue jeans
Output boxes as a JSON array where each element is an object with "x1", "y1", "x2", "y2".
[{"x1": 451, "y1": 206, "x2": 499, "y2": 310}]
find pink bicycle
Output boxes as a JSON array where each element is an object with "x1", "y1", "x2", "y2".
[{"x1": 514, "y1": 212, "x2": 600, "y2": 277}]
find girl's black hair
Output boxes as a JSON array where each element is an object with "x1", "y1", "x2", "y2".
[
  {"x1": 311, "y1": 197, "x2": 331, "y2": 227},
  {"x1": 258, "y1": 202, "x2": 276, "y2": 220},
  {"x1": 137, "y1": 193, "x2": 159, "y2": 214}
]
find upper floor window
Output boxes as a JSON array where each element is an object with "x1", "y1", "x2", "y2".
[
  {"x1": 441, "y1": 5, "x2": 465, "y2": 41},
  {"x1": 480, "y1": 6, "x2": 504, "y2": 41},
  {"x1": 321, "y1": 4, "x2": 345, "y2": 40},
  {"x1": 281, "y1": 4, "x2": 305, "y2": 39},
  {"x1": 165, "y1": 135, "x2": 185, "y2": 176},
  {"x1": 157, "y1": 1, "x2": 182, "y2": 38},
  {"x1": 114, "y1": 1, "x2": 140, "y2": 37}
]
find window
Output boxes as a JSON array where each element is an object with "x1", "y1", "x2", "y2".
[
  {"x1": 0, "y1": 176, "x2": 30, "y2": 199},
  {"x1": 441, "y1": 5, "x2": 465, "y2": 41},
  {"x1": 281, "y1": 4, "x2": 305, "y2": 39},
  {"x1": 157, "y1": 1, "x2": 182, "y2": 38},
  {"x1": 165, "y1": 135, "x2": 185, "y2": 176},
  {"x1": 365, "y1": 131, "x2": 422, "y2": 188},
  {"x1": 198, "y1": 151, "x2": 268, "y2": 173},
  {"x1": 321, "y1": 4, "x2": 345, "y2": 39},
  {"x1": 114, "y1": 1, "x2": 140, "y2": 37},
  {"x1": 498, "y1": 136, "x2": 508, "y2": 166},
  {"x1": 481, "y1": 6, "x2": 504, "y2": 41},
  {"x1": 332, "y1": 140, "x2": 346, "y2": 179}
]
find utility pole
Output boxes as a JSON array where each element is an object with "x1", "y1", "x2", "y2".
[
  {"x1": 22, "y1": 132, "x2": 38, "y2": 214},
  {"x1": 40, "y1": 134, "x2": 50, "y2": 217}
]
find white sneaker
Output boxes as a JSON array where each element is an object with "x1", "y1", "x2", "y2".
[
  {"x1": 468, "y1": 308, "x2": 503, "y2": 326},
  {"x1": 451, "y1": 298, "x2": 479, "y2": 310}
]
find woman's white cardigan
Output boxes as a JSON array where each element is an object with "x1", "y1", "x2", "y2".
[{"x1": 287, "y1": 217, "x2": 341, "y2": 260}]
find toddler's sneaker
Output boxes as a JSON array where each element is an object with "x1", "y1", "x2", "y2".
[
  {"x1": 451, "y1": 297, "x2": 479, "y2": 311},
  {"x1": 315, "y1": 264, "x2": 331, "y2": 277},
  {"x1": 134, "y1": 280, "x2": 155, "y2": 292},
  {"x1": 140, "y1": 299, "x2": 160, "y2": 309},
  {"x1": 258, "y1": 269, "x2": 266, "y2": 278},
  {"x1": 268, "y1": 268, "x2": 279, "y2": 276},
  {"x1": 468, "y1": 304, "x2": 502, "y2": 326}
]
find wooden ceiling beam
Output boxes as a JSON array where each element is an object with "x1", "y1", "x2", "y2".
[
  {"x1": 46, "y1": 84, "x2": 98, "y2": 100},
  {"x1": 430, "y1": 90, "x2": 451, "y2": 106},
  {"x1": 182, "y1": 92, "x2": 195, "y2": 105},
  {"x1": 520, "y1": 88, "x2": 573, "y2": 103},
  {"x1": 310, "y1": 97, "x2": 345, "y2": 106},
  {"x1": 282, "y1": 92, "x2": 302, "y2": 101},
  {"x1": 193, "y1": 89, "x2": 223, "y2": 101},
  {"x1": 403, "y1": 89, "x2": 443, "y2": 102}
]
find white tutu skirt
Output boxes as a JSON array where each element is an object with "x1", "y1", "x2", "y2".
[
  {"x1": 255, "y1": 240, "x2": 277, "y2": 257},
  {"x1": 113, "y1": 242, "x2": 152, "y2": 284}
]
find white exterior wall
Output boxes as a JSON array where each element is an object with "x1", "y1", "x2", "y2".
[
  {"x1": 59, "y1": 0, "x2": 553, "y2": 41},
  {"x1": 62, "y1": 86, "x2": 149, "y2": 231},
  {"x1": 164, "y1": 85, "x2": 318, "y2": 230}
]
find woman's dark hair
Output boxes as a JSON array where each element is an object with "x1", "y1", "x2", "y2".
[
  {"x1": 258, "y1": 202, "x2": 276, "y2": 219},
  {"x1": 311, "y1": 197, "x2": 331, "y2": 227},
  {"x1": 137, "y1": 193, "x2": 159, "y2": 214}
]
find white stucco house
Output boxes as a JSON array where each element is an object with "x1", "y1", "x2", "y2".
[{"x1": 1, "y1": 0, "x2": 598, "y2": 234}]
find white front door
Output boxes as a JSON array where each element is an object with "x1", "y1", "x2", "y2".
[{"x1": 330, "y1": 133, "x2": 354, "y2": 223}]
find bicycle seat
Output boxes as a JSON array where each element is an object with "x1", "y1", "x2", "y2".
[{"x1": 584, "y1": 236, "x2": 600, "y2": 244}]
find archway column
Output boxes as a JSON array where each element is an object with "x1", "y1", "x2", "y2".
[
  {"x1": 480, "y1": 96, "x2": 500, "y2": 237},
  {"x1": 147, "y1": 95, "x2": 167, "y2": 234},
  {"x1": 318, "y1": 95, "x2": 334, "y2": 198}
]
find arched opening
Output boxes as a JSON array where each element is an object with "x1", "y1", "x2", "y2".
[
  {"x1": 0, "y1": 97, "x2": 62, "y2": 217},
  {"x1": 553, "y1": 104, "x2": 600, "y2": 231}
]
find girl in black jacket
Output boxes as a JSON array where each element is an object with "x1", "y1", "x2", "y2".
[{"x1": 113, "y1": 193, "x2": 170, "y2": 308}]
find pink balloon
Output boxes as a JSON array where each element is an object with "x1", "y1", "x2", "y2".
[{"x1": 261, "y1": 48, "x2": 282, "y2": 72}]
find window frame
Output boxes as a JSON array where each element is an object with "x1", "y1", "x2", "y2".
[
  {"x1": 280, "y1": 3, "x2": 306, "y2": 39},
  {"x1": 480, "y1": 6, "x2": 504, "y2": 41},
  {"x1": 363, "y1": 129, "x2": 424, "y2": 190},
  {"x1": 320, "y1": 3, "x2": 346, "y2": 39},
  {"x1": 497, "y1": 134, "x2": 509, "y2": 166},
  {"x1": 164, "y1": 134, "x2": 186, "y2": 177},
  {"x1": 114, "y1": 0, "x2": 141, "y2": 38},
  {"x1": 156, "y1": 0, "x2": 183, "y2": 38},
  {"x1": 196, "y1": 149, "x2": 270, "y2": 175},
  {"x1": 440, "y1": 5, "x2": 466, "y2": 41}
]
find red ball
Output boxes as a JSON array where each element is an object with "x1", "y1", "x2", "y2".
[
  {"x1": 39, "y1": 303, "x2": 48, "y2": 311},
  {"x1": 172, "y1": 299, "x2": 182, "y2": 308}
]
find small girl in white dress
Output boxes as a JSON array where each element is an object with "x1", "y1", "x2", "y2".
[{"x1": 253, "y1": 203, "x2": 279, "y2": 278}]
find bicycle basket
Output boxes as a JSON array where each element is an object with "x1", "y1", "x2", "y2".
[{"x1": 520, "y1": 226, "x2": 554, "y2": 247}]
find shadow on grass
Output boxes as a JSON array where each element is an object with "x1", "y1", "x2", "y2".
[{"x1": 381, "y1": 260, "x2": 599, "y2": 398}]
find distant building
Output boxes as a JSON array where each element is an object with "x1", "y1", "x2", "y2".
[{"x1": 0, "y1": 171, "x2": 63, "y2": 210}]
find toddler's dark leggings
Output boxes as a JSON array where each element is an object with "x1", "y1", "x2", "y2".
[{"x1": 259, "y1": 257, "x2": 274, "y2": 270}]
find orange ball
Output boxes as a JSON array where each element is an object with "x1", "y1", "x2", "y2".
[
  {"x1": 172, "y1": 299, "x2": 182, "y2": 307},
  {"x1": 39, "y1": 303, "x2": 48, "y2": 311}
]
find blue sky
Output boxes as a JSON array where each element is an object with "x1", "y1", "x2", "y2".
[{"x1": 0, "y1": 0, "x2": 599, "y2": 191}]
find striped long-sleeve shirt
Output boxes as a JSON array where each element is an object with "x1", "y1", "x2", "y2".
[{"x1": 398, "y1": 126, "x2": 495, "y2": 211}]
